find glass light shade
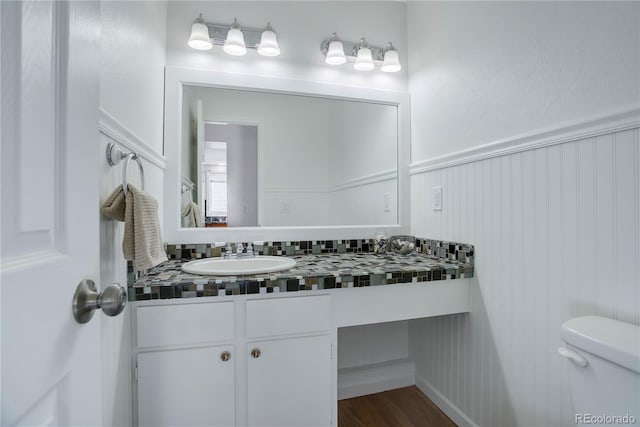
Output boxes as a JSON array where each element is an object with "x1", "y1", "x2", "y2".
[
  {"x1": 381, "y1": 49, "x2": 401, "y2": 72},
  {"x1": 188, "y1": 21, "x2": 212, "y2": 50},
  {"x1": 257, "y1": 29, "x2": 280, "y2": 57},
  {"x1": 354, "y1": 47, "x2": 374, "y2": 71},
  {"x1": 223, "y1": 27, "x2": 247, "y2": 56},
  {"x1": 326, "y1": 40, "x2": 346, "y2": 65}
]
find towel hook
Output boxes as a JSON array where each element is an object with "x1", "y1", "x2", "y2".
[{"x1": 106, "y1": 142, "x2": 145, "y2": 196}]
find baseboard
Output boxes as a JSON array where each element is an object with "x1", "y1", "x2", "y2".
[
  {"x1": 338, "y1": 359, "x2": 415, "y2": 400},
  {"x1": 415, "y1": 374, "x2": 478, "y2": 427}
]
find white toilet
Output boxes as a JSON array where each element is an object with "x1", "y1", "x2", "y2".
[{"x1": 559, "y1": 316, "x2": 640, "y2": 426}]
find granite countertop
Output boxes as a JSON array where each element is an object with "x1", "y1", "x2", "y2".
[{"x1": 130, "y1": 252, "x2": 474, "y2": 301}]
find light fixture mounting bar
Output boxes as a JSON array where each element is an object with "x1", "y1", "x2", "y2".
[
  {"x1": 205, "y1": 23, "x2": 263, "y2": 48},
  {"x1": 320, "y1": 38, "x2": 386, "y2": 65}
]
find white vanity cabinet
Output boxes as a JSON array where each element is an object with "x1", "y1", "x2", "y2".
[
  {"x1": 137, "y1": 345, "x2": 235, "y2": 427},
  {"x1": 133, "y1": 294, "x2": 334, "y2": 427},
  {"x1": 245, "y1": 295, "x2": 332, "y2": 427},
  {"x1": 134, "y1": 301, "x2": 236, "y2": 427},
  {"x1": 247, "y1": 334, "x2": 332, "y2": 426}
]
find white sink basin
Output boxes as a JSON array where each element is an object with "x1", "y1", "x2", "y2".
[{"x1": 181, "y1": 256, "x2": 296, "y2": 276}]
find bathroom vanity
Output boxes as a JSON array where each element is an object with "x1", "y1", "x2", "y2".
[
  {"x1": 129, "y1": 241, "x2": 474, "y2": 426},
  {"x1": 140, "y1": 66, "x2": 475, "y2": 426},
  {"x1": 134, "y1": 295, "x2": 332, "y2": 427}
]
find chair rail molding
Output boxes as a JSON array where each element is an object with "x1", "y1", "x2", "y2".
[
  {"x1": 410, "y1": 105, "x2": 640, "y2": 175},
  {"x1": 263, "y1": 169, "x2": 398, "y2": 194},
  {"x1": 99, "y1": 108, "x2": 166, "y2": 170},
  {"x1": 329, "y1": 169, "x2": 397, "y2": 193}
]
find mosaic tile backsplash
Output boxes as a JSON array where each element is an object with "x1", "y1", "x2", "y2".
[
  {"x1": 163, "y1": 238, "x2": 474, "y2": 263},
  {"x1": 129, "y1": 237, "x2": 474, "y2": 301}
]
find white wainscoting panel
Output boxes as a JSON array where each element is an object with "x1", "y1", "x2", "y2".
[
  {"x1": 409, "y1": 127, "x2": 639, "y2": 427},
  {"x1": 99, "y1": 126, "x2": 165, "y2": 427}
]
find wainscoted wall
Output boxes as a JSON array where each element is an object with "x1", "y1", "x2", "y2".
[
  {"x1": 408, "y1": 117, "x2": 639, "y2": 427},
  {"x1": 99, "y1": 2, "x2": 167, "y2": 426},
  {"x1": 329, "y1": 175, "x2": 397, "y2": 226},
  {"x1": 99, "y1": 119, "x2": 166, "y2": 427},
  {"x1": 406, "y1": 2, "x2": 638, "y2": 425},
  {"x1": 262, "y1": 175, "x2": 397, "y2": 226}
]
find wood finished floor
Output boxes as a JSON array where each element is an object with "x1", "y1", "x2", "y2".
[{"x1": 338, "y1": 386, "x2": 457, "y2": 427}]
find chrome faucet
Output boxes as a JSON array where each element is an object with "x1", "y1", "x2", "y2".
[
  {"x1": 224, "y1": 242, "x2": 235, "y2": 259},
  {"x1": 234, "y1": 242, "x2": 255, "y2": 258},
  {"x1": 223, "y1": 242, "x2": 256, "y2": 259}
]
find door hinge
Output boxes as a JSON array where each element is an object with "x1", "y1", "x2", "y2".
[{"x1": 135, "y1": 363, "x2": 138, "y2": 382}]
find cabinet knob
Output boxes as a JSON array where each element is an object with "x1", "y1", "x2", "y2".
[
  {"x1": 220, "y1": 351, "x2": 231, "y2": 362},
  {"x1": 250, "y1": 348, "x2": 261, "y2": 358}
]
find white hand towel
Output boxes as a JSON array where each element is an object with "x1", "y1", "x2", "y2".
[
  {"x1": 101, "y1": 185, "x2": 168, "y2": 272},
  {"x1": 181, "y1": 202, "x2": 203, "y2": 228}
]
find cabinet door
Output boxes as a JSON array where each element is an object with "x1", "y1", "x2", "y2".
[
  {"x1": 248, "y1": 334, "x2": 332, "y2": 427},
  {"x1": 137, "y1": 345, "x2": 235, "y2": 427}
]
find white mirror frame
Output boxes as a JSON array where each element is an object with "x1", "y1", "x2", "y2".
[{"x1": 164, "y1": 66, "x2": 410, "y2": 243}]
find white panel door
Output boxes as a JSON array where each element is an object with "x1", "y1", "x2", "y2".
[
  {"x1": 247, "y1": 335, "x2": 332, "y2": 427},
  {"x1": 137, "y1": 346, "x2": 236, "y2": 427},
  {"x1": 1, "y1": 1, "x2": 102, "y2": 425}
]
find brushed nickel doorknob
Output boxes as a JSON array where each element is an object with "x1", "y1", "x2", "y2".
[
  {"x1": 251, "y1": 348, "x2": 261, "y2": 358},
  {"x1": 220, "y1": 351, "x2": 231, "y2": 362},
  {"x1": 72, "y1": 279, "x2": 126, "y2": 324}
]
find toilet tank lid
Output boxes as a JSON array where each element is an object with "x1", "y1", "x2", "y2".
[{"x1": 561, "y1": 316, "x2": 640, "y2": 373}]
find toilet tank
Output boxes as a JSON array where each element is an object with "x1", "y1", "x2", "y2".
[{"x1": 560, "y1": 316, "x2": 640, "y2": 426}]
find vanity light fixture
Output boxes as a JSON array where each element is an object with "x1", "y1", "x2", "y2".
[
  {"x1": 223, "y1": 18, "x2": 247, "y2": 56},
  {"x1": 188, "y1": 14, "x2": 213, "y2": 50},
  {"x1": 381, "y1": 42, "x2": 402, "y2": 73},
  {"x1": 257, "y1": 23, "x2": 280, "y2": 57},
  {"x1": 320, "y1": 33, "x2": 401, "y2": 72},
  {"x1": 188, "y1": 14, "x2": 280, "y2": 57},
  {"x1": 324, "y1": 33, "x2": 347, "y2": 65},
  {"x1": 353, "y1": 38, "x2": 374, "y2": 71}
]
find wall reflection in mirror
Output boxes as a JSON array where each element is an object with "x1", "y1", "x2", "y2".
[{"x1": 181, "y1": 86, "x2": 398, "y2": 228}]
